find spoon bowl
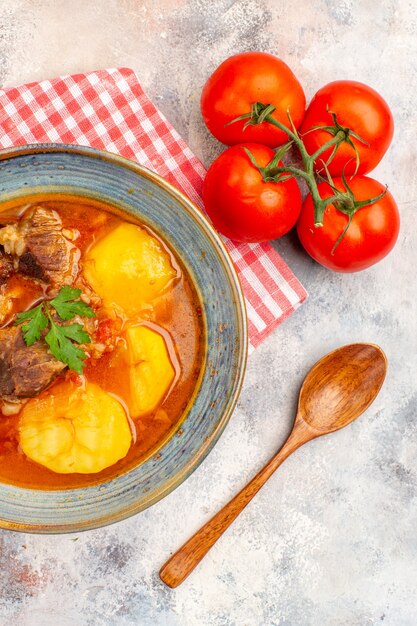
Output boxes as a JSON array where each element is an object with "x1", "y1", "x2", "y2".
[{"x1": 298, "y1": 343, "x2": 387, "y2": 433}]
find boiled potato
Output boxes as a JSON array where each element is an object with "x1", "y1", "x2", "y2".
[
  {"x1": 126, "y1": 325, "x2": 176, "y2": 417},
  {"x1": 19, "y1": 382, "x2": 131, "y2": 474},
  {"x1": 83, "y1": 223, "x2": 176, "y2": 317}
]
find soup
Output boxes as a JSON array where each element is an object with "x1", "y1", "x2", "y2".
[{"x1": 0, "y1": 197, "x2": 205, "y2": 489}]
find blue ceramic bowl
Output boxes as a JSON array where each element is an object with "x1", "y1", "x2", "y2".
[{"x1": 0, "y1": 144, "x2": 247, "y2": 533}]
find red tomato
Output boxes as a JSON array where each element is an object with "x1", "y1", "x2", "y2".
[
  {"x1": 67, "y1": 371, "x2": 84, "y2": 386},
  {"x1": 300, "y1": 81, "x2": 394, "y2": 175},
  {"x1": 96, "y1": 318, "x2": 114, "y2": 343},
  {"x1": 297, "y1": 176, "x2": 400, "y2": 272},
  {"x1": 203, "y1": 144, "x2": 302, "y2": 243},
  {"x1": 201, "y1": 52, "x2": 306, "y2": 147}
]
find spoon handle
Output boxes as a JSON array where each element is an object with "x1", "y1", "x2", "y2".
[{"x1": 159, "y1": 417, "x2": 313, "y2": 588}]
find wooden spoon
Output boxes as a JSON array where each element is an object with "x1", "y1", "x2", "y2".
[{"x1": 159, "y1": 343, "x2": 387, "y2": 588}]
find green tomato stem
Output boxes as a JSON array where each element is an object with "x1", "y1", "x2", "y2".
[
  {"x1": 309, "y1": 132, "x2": 346, "y2": 164},
  {"x1": 233, "y1": 103, "x2": 386, "y2": 243},
  {"x1": 263, "y1": 114, "x2": 343, "y2": 226}
]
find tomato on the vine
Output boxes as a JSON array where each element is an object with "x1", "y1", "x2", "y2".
[
  {"x1": 201, "y1": 52, "x2": 306, "y2": 147},
  {"x1": 297, "y1": 176, "x2": 400, "y2": 272},
  {"x1": 203, "y1": 144, "x2": 302, "y2": 243},
  {"x1": 300, "y1": 81, "x2": 394, "y2": 176}
]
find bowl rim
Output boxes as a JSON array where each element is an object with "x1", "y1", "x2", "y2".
[{"x1": 0, "y1": 143, "x2": 248, "y2": 533}]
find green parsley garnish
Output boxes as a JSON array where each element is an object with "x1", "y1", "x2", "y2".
[
  {"x1": 49, "y1": 286, "x2": 95, "y2": 320},
  {"x1": 15, "y1": 287, "x2": 95, "y2": 374},
  {"x1": 14, "y1": 304, "x2": 48, "y2": 346}
]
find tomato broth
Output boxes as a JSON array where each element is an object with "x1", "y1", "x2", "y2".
[{"x1": 0, "y1": 197, "x2": 205, "y2": 489}]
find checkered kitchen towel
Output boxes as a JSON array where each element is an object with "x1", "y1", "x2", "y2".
[{"x1": 0, "y1": 68, "x2": 307, "y2": 351}]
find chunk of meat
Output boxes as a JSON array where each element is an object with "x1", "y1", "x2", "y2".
[
  {"x1": 0, "y1": 248, "x2": 13, "y2": 285},
  {"x1": 0, "y1": 206, "x2": 79, "y2": 285},
  {"x1": 0, "y1": 250, "x2": 13, "y2": 324},
  {"x1": 0, "y1": 326, "x2": 66, "y2": 401}
]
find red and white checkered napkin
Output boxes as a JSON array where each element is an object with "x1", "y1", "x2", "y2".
[{"x1": 0, "y1": 68, "x2": 307, "y2": 351}]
